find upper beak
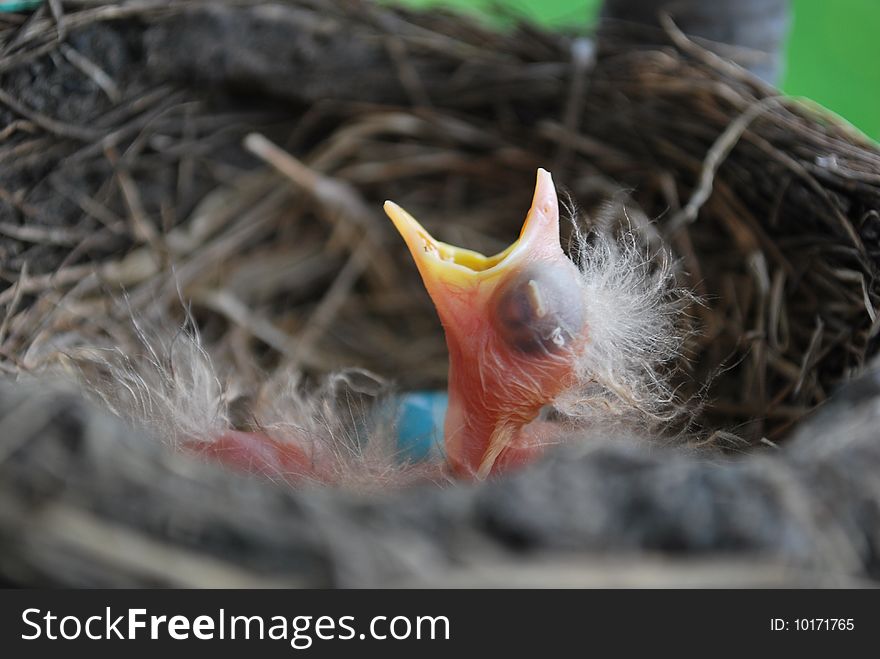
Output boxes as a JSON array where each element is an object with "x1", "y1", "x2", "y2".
[{"x1": 384, "y1": 169, "x2": 586, "y2": 478}]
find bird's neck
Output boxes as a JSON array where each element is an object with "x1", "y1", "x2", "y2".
[{"x1": 442, "y1": 338, "x2": 565, "y2": 479}]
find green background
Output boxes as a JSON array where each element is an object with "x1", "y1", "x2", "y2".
[{"x1": 394, "y1": 0, "x2": 880, "y2": 141}]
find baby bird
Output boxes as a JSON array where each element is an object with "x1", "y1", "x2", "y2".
[
  {"x1": 385, "y1": 169, "x2": 685, "y2": 479},
  {"x1": 385, "y1": 170, "x2": 590, "y2": 478},
  {"x1": 67, "y1": 169, "x2": 685, "y2": 488}
]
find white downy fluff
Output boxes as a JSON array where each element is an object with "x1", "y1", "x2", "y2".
[
  {"x1": 552, "y1": 200, "x2": 695, "y2": 434},
  {"x1": 69, "y1": 318, "x2": 233, "y2": 447},
  {"x1": 56, "y1": 315, "x2": 444, "y2": 490}
]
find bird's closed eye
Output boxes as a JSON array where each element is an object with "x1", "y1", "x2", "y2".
[{"x1": 491, "y1": 263, "x2": 586, "y2": 355}]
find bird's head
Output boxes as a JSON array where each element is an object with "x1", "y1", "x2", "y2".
[{"x1": 385, "y1": 169, "x2": 589, "y2": 479}]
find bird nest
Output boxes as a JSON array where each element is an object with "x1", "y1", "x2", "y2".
[{"x1": 1, "y1": 1, "x2": 879, "y2": 586}]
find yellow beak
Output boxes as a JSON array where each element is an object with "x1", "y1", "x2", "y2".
[{"x1": 383, "y1": 168, "x2": 563, "y2": 300}]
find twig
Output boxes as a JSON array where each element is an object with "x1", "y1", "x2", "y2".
[
  {"x1": 0, "y1": 261, "x2": 26, "y2": 345},
  {"x1": 0, "y1": 85, "x2": 102, "y2": 141},
  {"x1": 105, "y1": 146, "x2": 163, "y2": 251},
  {"x1": 193, "y1": 288, "x2": 332, "y2": 371},
  {"x1": 385, "y1": 35, "x2": 432, "y2": 108},
  {"x1": 59, "y1": 42, "x2": 120, "y2": 103},
  {"x1": 553, "y1": 37, "x2": 595, "y2": 173},
  {"x1": 670, "y1": 96, "x2": 779, "y2": 228},
  {"x1": 285, "y1": 242, "x2": 372, "y2": 371}
]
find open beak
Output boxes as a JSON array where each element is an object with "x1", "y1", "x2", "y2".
[
  {"x1": 384, "y1": 169, "x2": 564, "y2": 318},
  {"x1": 385, "y1": 169, "x2": 588, "y2": 478}
]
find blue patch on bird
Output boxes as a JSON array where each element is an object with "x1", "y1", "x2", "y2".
[{"x1": 394, "y1": 390, "x2": 447, "y2": 461}]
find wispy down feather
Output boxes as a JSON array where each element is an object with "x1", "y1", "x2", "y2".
[
  {"x1": 59, "y1": 314, "x2": 445, "y2": 491},
  {"x1": 556, "y1": 210, "x2": 695, "y2": 428}
]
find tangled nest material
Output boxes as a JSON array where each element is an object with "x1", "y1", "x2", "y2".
[{"x1": 1, "y1": 0, "x2": 880, "y2": 586}]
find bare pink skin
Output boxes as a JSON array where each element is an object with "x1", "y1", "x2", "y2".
[
  {"x1": 185, "y1": 431, "x2": 324, "y2": 484},
  {"x1": 184, "y1": 426, "x2": 549, "y2": 484},
  {"x1": 185, "y1": 431, "x2": 448, "y2": 486},
  {"x1": 441, "y1": 302, "x2": 585, "y2": 478}
]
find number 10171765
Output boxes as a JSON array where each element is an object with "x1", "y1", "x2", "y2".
[{"x1": 770, "y1": 618, "x2": 854, "y2": 631}]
